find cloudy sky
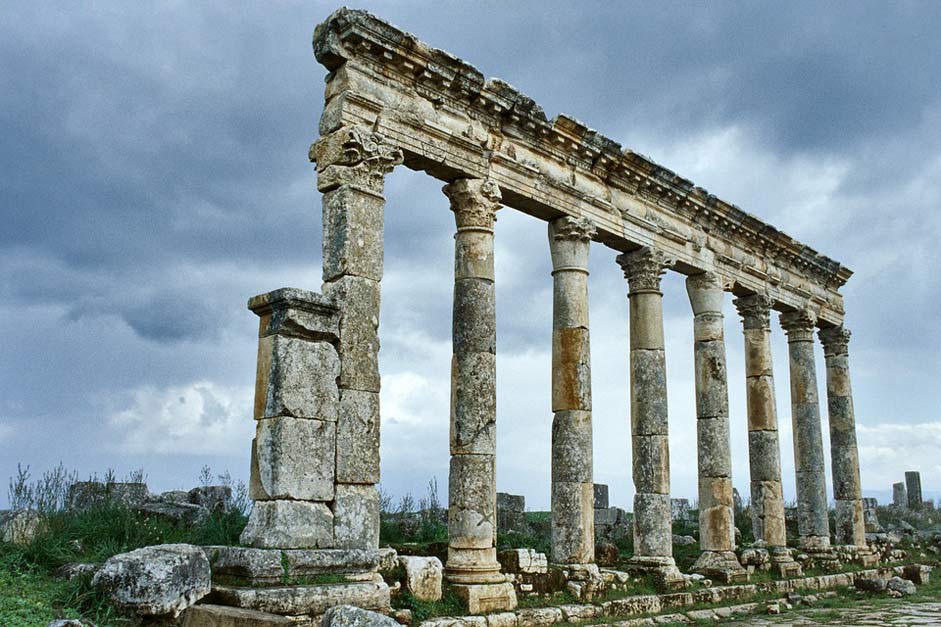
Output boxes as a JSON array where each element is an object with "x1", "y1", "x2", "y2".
[{"x1": 2, "y1": 2, "x2": 940, "y2": 511}]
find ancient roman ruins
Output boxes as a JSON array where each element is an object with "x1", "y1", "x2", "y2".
[{"x1": 222, "y1": 7, "x2": 876, "y2": 617}]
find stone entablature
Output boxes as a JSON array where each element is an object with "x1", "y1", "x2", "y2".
[{"x1": 312, "y1": 8, "x2": 851, "y2": 325}]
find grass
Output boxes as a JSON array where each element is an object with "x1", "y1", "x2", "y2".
[{"x1": 392, "y1": 588, "x2": 466, "y2": 621}]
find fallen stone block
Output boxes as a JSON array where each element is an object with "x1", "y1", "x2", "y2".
[{"x1": 398, "y1": 555, "x2": 443, "y2": 601}]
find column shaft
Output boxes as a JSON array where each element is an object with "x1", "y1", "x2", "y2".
[
  {"x1": 819, "y1": 326, "x2": 867, "y2": 547},
  {"x1": 780, "y1": 309, "x2": 831, "y2": 551},
  {"x1": 444, "y1": 178, "x2": 504, "y2": 585},
  {"x1": 617, "y1": 248, "x2": 677, "y2": 572},
  {"x1": 549, "y1": 216, "x2": 596, "y2": 565},
  {"x1": 687, "y1": 273, "x2": 746, "y2": 580}
]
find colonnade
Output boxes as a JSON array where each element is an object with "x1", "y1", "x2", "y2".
[{"x1": 440, "y1": 177, "x2": 869, "y2": 594}]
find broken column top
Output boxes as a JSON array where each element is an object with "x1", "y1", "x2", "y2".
[
  {"x1": 248, "y1": 287, "x2": 340, "y2": 342},
  {"x1": 593, "y1": 484, "x2": 609, "y2": 509}
]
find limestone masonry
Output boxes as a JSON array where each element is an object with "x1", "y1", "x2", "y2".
[{"x1": 223, "y1": 7, "x2": 876, "y2": 618}]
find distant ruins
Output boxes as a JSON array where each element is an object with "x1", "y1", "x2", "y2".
[{"x1": 223, "y1": 7, "x2": 874, "y2": 617}]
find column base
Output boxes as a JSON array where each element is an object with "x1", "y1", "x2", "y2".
[
  {"x1": 769, "y1": 547, "x2": 803, "y2": 578},
  {"x1": 690, "y1": 550, "x2": 749, "y2": 584},
  {"x1": 832, "y1": 544, "x2": 880, "y2": 568},
  {"x1": 624, "y1": 556, "x2": 686, "y2": 591},
  {"x1": 451, "y1": 582, "x2": 517, "y2": 614},
  {"x1": 445, "y1": 547, "x2": 506, "y2": 585}
]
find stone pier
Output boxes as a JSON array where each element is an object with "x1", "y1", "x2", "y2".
[
  {"x1": 443, "y1": 178, "x2": 516, "y2": 612},
  {"x1": 780, "y1": 309, "x2": 831, "y2": 554},
  {"x1": 906, "y1": 471, "x2": 923, "y2": 509},
  {"x1": 818, "y1": 326, "x2": 867, "y2": 549},
  {"x1": 617, "y1": 247, "x2": 682, "y2": 586},
  {"x1": 733, "y1": 294, "x2": 801, "y2": 577},
  {"x1": 548, "y1": 216, "x2": 596, "y2": 566},
  {"x1": 686, "y1": 273, "x2": 747, "y2": 583},
  {"x1": 893, "y1": 482, "x2": 908, "y2": 508}
]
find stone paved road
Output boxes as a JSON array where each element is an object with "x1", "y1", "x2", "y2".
[{"x1": 727, "y1": 602, "x2": 941, "y2": 626}]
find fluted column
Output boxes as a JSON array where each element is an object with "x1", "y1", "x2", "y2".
[
  {"x1": 819, "y1": 326, "x2": 867, "y2": 548},
  {"x1": 548, "y1": 216, "x2": 596, "y2": 566},
  {"x1": 780, "y1": 309, "x2": 831, "y2": 552},
  {"x1": 734, "y1": 295, "x2": 802, "y2": 576},
  {"x1": 686, "y1": 273, "x2": 747, "y2": 582},
  {"x1": 442, "y1": 178, "x2": 516, "y2": 612},
  {"x1": 617, "y1": 247, "x2": 681, "y2": 582}
]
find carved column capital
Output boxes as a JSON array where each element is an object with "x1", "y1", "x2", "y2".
[
  {"x1": 819, "y1": 325, "x2": 851, "y2": 358},
  {"x1": 443, "y1": 178, "x2": 502, "y2": 229},
  {"x1": 311, "y1": 125, "x2": 403, "y2": 193},
  {"x1": 551, "y1": 215, "x2": 596, "y2": 242},
  {"x1": 616, "y1": 247, "x2": 675, "y2": 294},
  {"x1": 779, "y1": 308, "x2": 818, "y2": 342},
  {"x1": 734, "y1": 294, "x2": 774, "y2": 331}
]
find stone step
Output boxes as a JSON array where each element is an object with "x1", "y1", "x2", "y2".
[
  {"x1": 209, "y1": 580, "x2": 391, "y2": 616},
  {"x1": 182, "y1": 604, "x2": 294, "y2": 627}
]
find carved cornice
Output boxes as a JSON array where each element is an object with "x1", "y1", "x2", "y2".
[
  {"x1": 310, "y1": 125, "x2": 403, "y2": 192},
  {"x1": 616, "y1": 247, "x2": 675, "y2": 294},
  {"x1": 733, "y1": 293, "x2": 774, "y2": 331},
  {"x1": 443, "y1": 178, "x2": 502, "y2": 229},
  {"x1": 686, "y1": 271, "x2": 732, "y2": 293},
  {"x1": 551, "y1": 216, "x2": 596, "y2": 242},
  {"x1": 819, "y1": 325, "x2": 851, "y2": 358},
  {"x1": 780, "y1": 308, "x2": 818, "y2": 342},
  {"x1": 312, "y1": 9, "x2": 854, "y2": 316}
]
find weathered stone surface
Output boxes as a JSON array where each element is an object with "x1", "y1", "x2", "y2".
[
  {"x1": 133, "y1": 501, "x2": 209, "y2": 526},
  {"x1": 697, "y1": 417, "x2": 732, "y2": 478},
  {"x1": 632, "y1": 435, "x2": 669, "y2": 494},
  {"x1": 93, "y1": 544, "x2": 210, "y2": 617},
  {"x1": 249, "y1": 288, "x2": 340, "y2": 343},
  {"x1": 893, "y1": 482, "x2": 907, "y2": 507},
  {"x1": 334, "y1": 484, "x2": 380, "y2": 549},
  {"x1": 212, "y1": 581, "x2": 391, "y2": 615},
  {"x1": 698, "y1": 477, "x2": 734, "y2": 552},
  {"x1": 205, "y1": 546, "x2": 380, "y2": 583},
  {"x1": 551, "y1": 410, "x2": 592, "y2": 483},
  {"x1": 188, "y1": 485, "x2": 231, "y2": 514},
  {"x1": 628, "y1": 293, "x2": 666, "y2": 350},
  {"x1": 498, "y1": 548, "x2": 549, "y2": 575},
  {"x1": 551, "y1": 327, "x2": 591, "y2": 412},
  {"x1": 453, "y1": 279, "x2": 496, "y2": 354},
  {"x1": 323, "y1": 604, "x2": 400, "y2": 627},
  {"x1": 693, "y1": 340, "x2": 729, "y2": 419},
  {"x1": 255, "y1": 335, "x2": 340, "y2": 420},
  {"x1": 182, "y1": 604, "x2": 293, "y2": 627},
  {"x1": 240, "y1": 500, "x2": 334, "y2": 549},
  {"x1": 0, "y1": 509, "x2": 42, "y2": 545},
  {"x1": 450, "y1": 352, "x2": 496, "y2": 455},
  {"x1": 67, "y1": 481, "x2": 149, "y2": 511},
  {"x1": 255, "y1": 416, "x2": 336, "y2": 501},
  {"x1": 906, "y1": 471, "x2": 923, "y2": 508},
  {"x1": 516, "y1": 607, "x2": 562, "y2": 627},
  {"x1": 887, "y1": 576, "x2": 916, "y2": 596},
  {"x1": 551, "y1": 481, "x2": 594, "y2": 564},
  {"x1": 455, "y1": 229, "x2": 496, "y2": 281},
  {"x1": 497, "y1": 493, "x2": 527, "y2": 534},
  {"x1": 593, "y1": 484, "x2": 609, "y2": 509},
  {"x1": 323, "y1": 275, "x2": 382, "y2": 393},
  {"x1": 336, "y1": 389, "x2": 380, "y2": 484},
  {"x1": 750, "y1": 481, "x2": 786, "y2": 548},
  {"x1": 399, "y1": 556, "x2": 443, "y2": 601},
  {"x1": 747, "y1": 430, "x2": 782, "y2": 482},
  {"x1": 54, "y1": 562, "x2": 99, "y2": 581},
  {"x1": 451, "y1": 582, "x2": 517, "y2": 614},
  {"x1": 378, "y1": 548, "x2": 398, "y2": 573},
  {"x1": 630, "y1": 349, "x2": 668, "y2": 435},
  {"x1": 321, "y1": 184, "x2": 386, "y2": 283},
  {"x1": 632, "y1": 493, "x2": 672, "y2": 557},
  {"x1": 745, "y1": 376, "x2": 777, "y2": 431}
]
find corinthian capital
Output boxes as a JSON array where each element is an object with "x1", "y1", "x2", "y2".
[
  {"x1": 616, "y1": 246, "x2": 675, "y2": 294},
  {"x1": 311, "y1": 125, "x2": 403, "y2": 192},
  {"x1": 443, "y1": 178, "x2": 502, "y2": 229},
  {"x1": 779, "y1": 308, "x2": 818, "y2": 342},
  {"x1": 550, "y1": 215, "x2": 596, "y2": 242},
  {"x1": 733, "y1": 293, "x2": 774, "y2": 331},
  {"x1": 818, "y1": 325, "x2": 851, "y2": 358}
]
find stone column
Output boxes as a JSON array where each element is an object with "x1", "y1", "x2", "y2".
[
  {"x1": 616, "y1": 247, "x2": 683, "y2": 585},
  {"x1": 686, "y1": 273, "x2": 747, "y2": 582},
  {"x1": 443, "y1": 178, "x2": 516, "y2": 613},
  {"x1": 905, "y1": 471, "x2": 923, "y2": 509},
  {"x1": 779, "y1": 309, "x2": 831, "y2": 553},
  {"x1": 893, "y1": 482, "x2": 908, "y2": 508},
  {"x1": 549, "y1": 216, "x2": 596, "y2": 566},
  {"x1": 818, "y1": 326, "x2": 867, "y2": 548},
  {"x1": 310, "y1": 125, "x2": 402, "y2": 550},
  {"x1": 733, "y1": 294, "x2": 801, "y2": 576}
]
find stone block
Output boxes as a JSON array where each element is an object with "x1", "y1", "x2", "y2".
[
  {"x1": 324, "y1": 605, "x2": 400, "y2": 627},
  {"x1": 448, "y1": 454, "x2": 496, "y2": 549},
  {"x1": 334, "y1": 484, "x2": 380, "y2": 549},
  {"x1": 203, "y1": 546, "x2": 380, "y2": 583},
  {"x1": 551, "y1": 327, "x2": 591, "y2": 412},
  {"x1": 453, "y1": 278, "x2": 496, "y2": 354},
  {"x1": 516, "y1": 607, "x2": 562, "y2": 627},
  {"x1": 210, "y1": 580, "x2": 391, "y2": 615},
  {"x1": 550, "y1": 481, "x2": 594, "y2": 564},
  {"x1": 693, "y1": 340, "x2": 729, "y2": 418},
  {"x1": 496, "y1": 493, "x2": 527, "y2": 534},
  {"x1": 451, "y1": 352, "x2": 496, "y2": 455},
  {"x1": 743, "y1": 332, "x2": 773, "y2": 377},
  {"x1": 398, "y1": 555, "x2": 443, "y2": 601},
  {"x1": 745, "y1": 376, "x2": 777, "y2": 431},
  {"x1": 182, "y1": 604, "x2": 293, "y2": 627},
  {"x1": 322, "y1": 184, "x2": 385, "y2": 283},
  {"x1": 255, "y1": 416, "x2": 335, "y2": 501},
  {"x1": 249, "y1": 288, "x2": 340, "y2": 343},
  {"x1": 632, "y1": 493, "x2": 671, "y2": 557},
  {"x1": 670, "y1": 498, "x2": 691, "y2": 522},
  {"x1": 67, "y1": 481, "x2": 149, "y2": 511},
  {"x1": 336, "y1": 389, "x2": 381, "y2": 484},
  {"x1": 697, "y1": 417, "x2": 732, "y2": 478},
  {"x1": 496, "y1": 493, "x2": 525, "y2": 513},
  {"x1": 692, "y1": 313, "x2": 724, "y2": 342},
  {"x1": 552, "y1": 272, "x2": 589, "y2": 329},
  {"x1": 629, "y1": 294, "x2": 665, "y2": 350},
  {"x1": 747, "y1": 430, "x2": 781, "y2": 482},
  {"x1": 451, "y1": 581, "x2": 517, "y2": 614},
  {"x1": 905, "y1": 471, "x2": 923, "y2": 508},
  {"x1": 632, "y1": 435, "x2": 669, "y2": 493},
  {"x1": 497, "y1": 548, "x2": 548, "y2": 574},
  {"x1": 240, "y1": 500, "x2": 333, "y2": 549},
  {"x1": 630, "y1": 349, "x2": 668, "y2": 435},
  {"x1": 455, "y1": 230, "x2": 496, "y2": 281},
  {"x1": 254, "y1": 335, "x2": 340, "y2": 420},
  {"x1": 893, "y1": 482, "x2": 907, "y2": 507},
  {"x1": 593, "y1": 484, "x2": 609, "y2": 509},
  {"x1": 551, "y1": 410, "x2": 592, "y2": 483},
  {"x1": 324, "y1": 275, "x2": 381, "y2": 393}
]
